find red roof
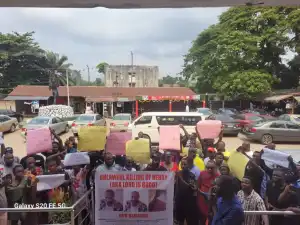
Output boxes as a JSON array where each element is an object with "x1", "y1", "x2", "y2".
[{"x1": 8, "y1": 85, "x2": 196, "y2": 98}]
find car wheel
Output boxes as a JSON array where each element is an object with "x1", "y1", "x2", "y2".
[
  {"x1": 10, "y1": 124, "x2": 16, "y2": 133},
  {"x1": 65, "y1": 126, "x2": 69, "y2": 133},
  {"x1": 261, "y1": 134, "x2": 273, "y2": 145}
]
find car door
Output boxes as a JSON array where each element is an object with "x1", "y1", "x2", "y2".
[
  {"x1": 56, "y1": 117, "x2": 65, "y2": 133},
  {"x1": 132, "y1": 116, "x2": 153, "y2": 140},
  {"x1": 2, "y1": 116, "x2": 12, "y2": 131},
  {"x1": 285, "y1": 122, "x2": 300, "y2": 142},
  {"x1": 50, "y1": 117, "x2": 60, "y2": 134},
  {"x1": 269, "y1": 121, "x2": 289, "y2": 141}
]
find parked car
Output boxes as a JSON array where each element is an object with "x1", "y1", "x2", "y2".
[
  {"x1": 0, "y1": 115, "x2": 18, "y2": 133},
  {"x1": 71, "y1": 114, "x2": 106, "y2": 136},
  {"x1": 232, "y1": 113, "x2": 264, "y2": 132},
  {"x1": 22, "y1": 116, "x2": 69, "y2": 135},
  {"x1": 278, "y1": 114, "x2": 300, "y2": 125},
  {"x1": 61, "y1": 115, "x2": 80, "y2": 127},
  {"x1": 218, "y1": 108, "x2": 239, "y2": 115},
  {"x1": 0, "y1": 109, "x2": 23, "y2": 122},
  {"x1": 212, "y1": 114, "x2": 241, "y2": 136},
  {"x1": 196, "y1": 108, "x2": 213, "y2": 116},
  {"x1": 242, "y1": 120, "x2": 300, "y2": 144},
  {"x1": 110, "y1": 113, "x2": 132, "y2": 132}
]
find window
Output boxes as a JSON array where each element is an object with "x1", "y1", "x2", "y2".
[
  {"x1": 270, "y1": 122, "x2": 286, "y2": 128},
  {"x1": 29, "y1": 117, "x2": 50, "y2": 125},
  {"x1": 135, "y1": 116, "x2": 152, "y2": 125},
  {"x1": 76, "y1": 115, "x2": 95, "y2": 121},
  {"x1": 248, "y1": 116, "x2": 262, "y2": 121},
  {"x1": 56, "y1": 117, "x2": 63, "y2": 123},
  {"x1": 113, "y1": 114, "x2": 131, "y2": 120},
  {"x1": 2, "y1": 116, "x2": 10, "y2": 122},
  {"x1": 286, "y1": 122, "x2": 300, "y2": 129},
  {"x1": 52, "y1": 118, "x2": 58, "y2": 124},
  {"x1": 292, "y1": 116, "x2": 300, "y2": 122},
  {"x1": 232, "y1": 114, "x2": 245, "y2": 120},
  {"x1": 156, "y1": 116, "x2": 201, "y2": 126},
  {"x1": 96, "y1": 115, "x2": 102, "y2": 120}
]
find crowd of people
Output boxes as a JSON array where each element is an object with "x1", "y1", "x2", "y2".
[{"x1": 0, "y1": 121, "x2": 299, "y2": 225}]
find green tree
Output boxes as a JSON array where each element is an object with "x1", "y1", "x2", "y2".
[
  {"x1": 0, "y1": 32, "x2": 49, "y2": 93},
  {"x1": 182, "y1": 6, "x2": 300, "y2": 98},
  {"x1": 96, "y1": 62, "x2": 108, "y2": 74},
  {"x1": 45, "y1": 51, "x2": 75, "y2": 86}
]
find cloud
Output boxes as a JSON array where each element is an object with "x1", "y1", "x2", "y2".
[{"x1": 0, "y1": 7, "x2": 227, "y2": 80}]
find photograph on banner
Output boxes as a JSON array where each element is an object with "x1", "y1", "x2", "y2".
[
  {"x1": 95, "y1": 171, "x2": 174, "y2": 225},
  {"x1": 99, "y1": 189, "x2": 124, "y2": 212}
]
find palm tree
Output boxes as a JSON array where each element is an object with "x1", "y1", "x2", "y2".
[{"x1": 45, "y1": 51, "x2": 75, "y2": 104}]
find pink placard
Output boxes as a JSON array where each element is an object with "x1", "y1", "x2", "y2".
[
  {"x1": 26, "y1": 127, "x2": 52, "y2": 155},
  {"x1": 106, "y1": 132, "x2": 132, "y2": 155},
  {"x1": 159, "y1": 126, "x2": 181, "y2": 151},
  {"x1": 196, "y1": 120, "x2": 222, "y2": 139}
]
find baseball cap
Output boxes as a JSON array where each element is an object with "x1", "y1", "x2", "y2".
[{"x1": 208, "y1": 147, "x2": 216, "y2": 153}]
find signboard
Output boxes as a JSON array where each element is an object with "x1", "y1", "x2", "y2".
[{"x1": 95, "y1": 171, "x2": 174, "y2": 225}]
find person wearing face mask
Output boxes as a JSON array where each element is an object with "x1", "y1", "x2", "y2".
[
  {"x1": 144, "y1": 153, "x2": 167, "y2": 171},
  {"x1": 198, "y1": 160, "x2": 220, "y2": 225},
  {"x1": 174, "y1": 158, "x2": 199, "y2": 225},
  {"x1": 97, "y1": 152, "x2": 121, "y2": 171}
]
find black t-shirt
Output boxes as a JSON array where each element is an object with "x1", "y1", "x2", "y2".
[{"x1": 244, "y1": 164, "x2": 264, "y2": 195}]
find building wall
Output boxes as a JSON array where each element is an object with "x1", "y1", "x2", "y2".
[
  {"x1": 104, "y1": 65, "x2": 159, "y2": 87},
  {"x1": 0, "y1": 101, "x2": 16, "y2": 111}
]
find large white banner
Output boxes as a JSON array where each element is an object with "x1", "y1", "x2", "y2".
[{"x1": 95, "y1": 171, "x2": 174, "y2": 225}]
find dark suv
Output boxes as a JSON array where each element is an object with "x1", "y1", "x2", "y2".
[{"x1": 0, "y1": 109, "x2": 23, "y2": 122}]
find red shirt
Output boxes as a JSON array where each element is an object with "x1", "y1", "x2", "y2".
[
  {"x1": 160, "y1": 162, "x2": 179, "y2": 172},
  {"x1": 197, "y1": 170, "x2": 220, "y2": 217}
]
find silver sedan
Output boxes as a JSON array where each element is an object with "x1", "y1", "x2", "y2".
[
  {"x1": 242, "y1": 120, "x2": 300, "y2": 145},
  {"x1": 23, "y1": 116, "x2": 69, "y2": 134}
]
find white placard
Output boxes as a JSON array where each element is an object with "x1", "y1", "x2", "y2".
[
  {"x1": 36, "y1": 174, "x2": 65, "y2": 191},
  {"x1": 63, "y1": 152, "x2": 90, "y2": 167}
]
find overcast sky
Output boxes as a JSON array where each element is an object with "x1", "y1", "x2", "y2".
[{"x1": 0, "y1": 7, "x2": 227, "y2": 81}]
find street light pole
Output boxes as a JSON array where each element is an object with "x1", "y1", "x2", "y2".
[
  {"x1": 66, "y1": 69, "x2": 70, "y2": 106},
  {"x1": 130, "y1": 51, "x2": 133, "y2": 87}
]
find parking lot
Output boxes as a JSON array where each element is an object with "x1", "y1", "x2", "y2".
[{"x1": 4, "y1": 129, "x2": 300, "y2": 159}]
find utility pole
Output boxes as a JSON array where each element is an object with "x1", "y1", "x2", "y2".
[
  {"x1": 130, "y1": 51, "x2": 134, "y2": 87},
  {"x1": 66, "y1": 69, "x2": 70, "y2": 106},
  {"x1": 87, "y1": 65, "x2": 90, "y2": 83}
]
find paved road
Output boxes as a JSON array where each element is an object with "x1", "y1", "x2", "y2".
[{"x1": 4, "y1": 130, "x2": 300, "y2": 159}]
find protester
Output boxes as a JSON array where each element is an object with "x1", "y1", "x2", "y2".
[
  {"x1": 211, "y1": 175, "x2": 244, "y2": 225},
  {"x1": 96, "y1": 152, "x2": 121, "y2": 171},
  {"x1": 144, "y1": 153, "x2": 167, "y2": 171},
  {"x1": 216, "y1": 141, "x2": 230, "y2": 160},
  {"x1": 237, "y1": 176, "x2": 269, "y2": 225},
  {"x1": 174, "y1": 157, "x2": 199, "y2": 225},
  {"x1": 215, "y1": 152, "x2": 224, "y2": 170},
  {"x1": 198, "y1": 160, "x2": 220, "y2": 225},
  {"x1": 3, "y1": 152, "x2": 18, "y2": 177},
  {"x1": 204, "y1": 147, "x2": 216, "y2": 165},
  {"x1": 0, "y1": 147, "x2": 20, "y2": 164},
  {"x1": 160, "y1": 151, "x2": 179, "y2": 172},
  {"x1": 179, "y1": 148, "x2": 205, "y2": 172}
]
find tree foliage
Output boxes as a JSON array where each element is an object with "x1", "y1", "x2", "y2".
[
  {"x1": 0, "y1": 32, "x2": 95, "y2": 94},
  {"x1": 158, "y1": 75, "x2": 186, "y2": 87},
  {"x1": 96, "y1": 62, "x2": 108, "y2": 74},
  {"x1": 182, "y1": 6, "x2": 300, "y2": 99}
]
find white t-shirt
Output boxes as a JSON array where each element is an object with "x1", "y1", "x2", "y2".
[{"x1": 204, "y1": 157, "x2": 215, "y2": 165}]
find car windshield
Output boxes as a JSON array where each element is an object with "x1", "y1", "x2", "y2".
[
  {"x1": 197, "y1": 108, "x2": 211, "y2": 115},
  {"x1": 76, "y1": 115, "x2": 95, "y2": 121},
  {"x1": 293, "y1": 116, "x2": 300, "y2": 122},
  {"x1": 28, "y1": 117, "x2": 50, "y2": 125},
  {"x1": 215, "y1": 115, "x2": 234, "y2": 121},
  {"x1": 113, "y1": 114, "x2": 131, "y2": 120}
]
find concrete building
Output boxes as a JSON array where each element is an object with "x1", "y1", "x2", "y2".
[{"x1": 104, "y1": 65, "x2": 159, "y2": 87}]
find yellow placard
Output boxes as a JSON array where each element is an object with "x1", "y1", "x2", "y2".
[
  {"x1": 227, "y1": 151, "x2": 249, "y2": 181},
  {"x1": 179, "y1": 154, "x2": 205, "y2": 171},
  {"x1": 126, "y1": 139, "x2": 150, "y2": 164},
  {"x1": 78, "y1": 126, "x2": 107, "y2": 151}
]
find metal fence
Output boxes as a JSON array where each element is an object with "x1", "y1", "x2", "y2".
[
  {"x1": 0, "y1": 187, "x2": 299, "y2": 225},
  {"x1": 0, "y1": 188, "x2": 94, "y2": 225}
]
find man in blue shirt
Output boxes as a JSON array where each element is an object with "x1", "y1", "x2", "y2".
[{"x1": 212, "y1": 175, "x2": 244, "y2": 225}]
